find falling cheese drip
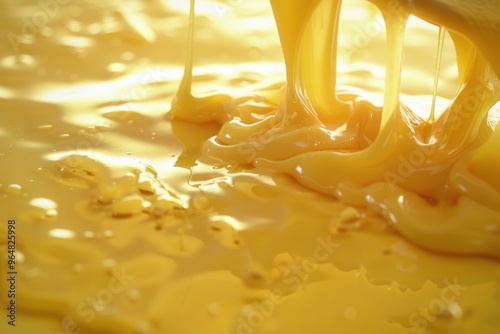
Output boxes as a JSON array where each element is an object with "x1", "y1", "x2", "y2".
[
  {"x1": 172, "y1": 0, "x2": 500, "y2": 259},
  {"x1": 178, "y1": 0, "x2": 195, "y2": 98},
  {"x1": 170, "y1": 0, "x2": 233, "y2": 124},
  {"x1": 429, "y1": 26, "x2": 445, "y2": 124}
]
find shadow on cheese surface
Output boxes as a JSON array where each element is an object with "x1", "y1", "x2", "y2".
[{"x1": 0, "y1": 0, "x2": 499, "y2": 334}]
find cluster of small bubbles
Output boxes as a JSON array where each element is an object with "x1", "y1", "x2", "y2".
[{"x1": 52, "y1": 154, "x2": 187, "y2": 226}]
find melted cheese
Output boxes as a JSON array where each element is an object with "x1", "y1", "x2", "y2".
[
  {"x1": 1, "y1": 1, "x2": 500, "y2": 333},
  {"x1": 172, "y1": 0, "x2": 500, "y2": 259}
]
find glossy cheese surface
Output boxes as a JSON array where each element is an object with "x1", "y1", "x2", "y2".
[
  {"x1": 0, "y1": 1, "x2": 499, "y2": 333},
  {"x1": 173, "y1": 0, "x2": 500, "y2": 259}
]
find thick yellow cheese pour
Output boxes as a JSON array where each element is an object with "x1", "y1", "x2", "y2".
[{"x1": 171, "y1": 0, "x2": 500, "y2": 259}]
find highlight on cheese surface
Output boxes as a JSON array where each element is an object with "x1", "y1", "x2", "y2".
[{"x1": 171, "y1": 0, "x2": 500, "y2": 259}]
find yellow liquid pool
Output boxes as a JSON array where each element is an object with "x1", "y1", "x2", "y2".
[{"x1": 0, "y1": 0, "x2": 499, "y2": 333}]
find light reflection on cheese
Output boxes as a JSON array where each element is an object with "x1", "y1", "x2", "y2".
[{"x1": 0, "y1": 0, "x2": 499, "y2": 333}]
